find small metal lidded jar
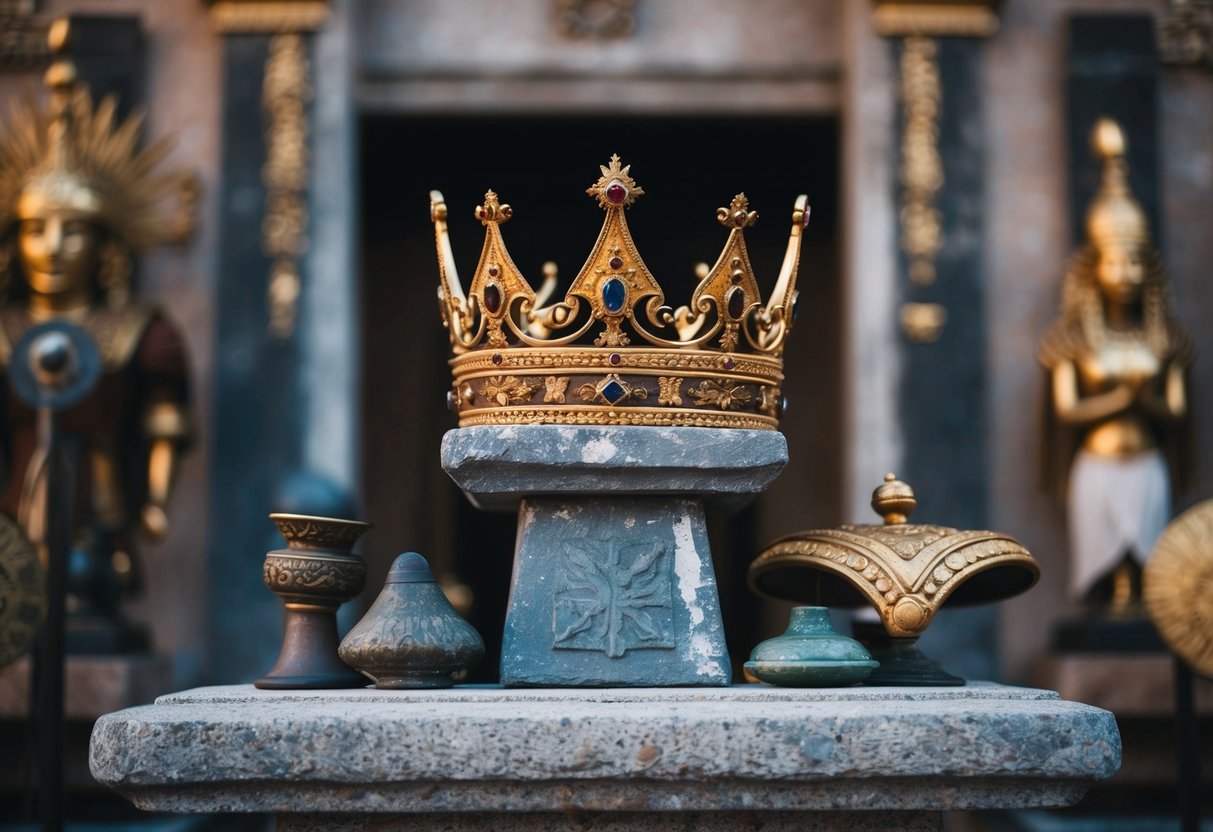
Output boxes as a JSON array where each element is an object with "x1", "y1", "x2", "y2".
[
  {"x1": 748, "y1": 474, "x2": 1040, "y2": 685},
  {"x1": 339, "y1": 552, "x2": 485, "y2": 689}
]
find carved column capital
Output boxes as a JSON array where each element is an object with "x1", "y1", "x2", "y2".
[
  {"x1": 207, "y1": 0, "x2": 328, "y2": 35},
  {"x1": 871, "y1": 1, "x2": 1001, "y2": 39}
]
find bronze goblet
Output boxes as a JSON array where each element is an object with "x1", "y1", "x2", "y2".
[{"x1": 255, "y1": 513, "x2": 371, "y2": 689}]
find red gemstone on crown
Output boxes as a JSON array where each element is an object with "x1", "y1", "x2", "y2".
[
  {"x1": 723, "y1": 357, "x2": 736, "y2": 370},
  {"x1": 609, "y1": 256, "x2": 623, "y2": 271},
  {"x1": 491, "y1": 353, "x2": 502, "y2": 365},
  {"x1": 609, "y1": 353, "x2": 621, "y2": 366},
  {"x1": 605, "y1": 182, "x2": 627, "y2": 205},
  {"x1": 488, "y1": 266, "x2": 499, "y2": 277},
  {"x1": 483, "y1": 283, "x2": 502, "y2": 314}
]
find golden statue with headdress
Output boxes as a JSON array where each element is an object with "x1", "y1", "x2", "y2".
[
  {"x1": 1039, "y1": 118, "x2": 1192, "y2": 613},
  {"x1": 0, "y1": 22, "x2": 194, "y2": 652}
]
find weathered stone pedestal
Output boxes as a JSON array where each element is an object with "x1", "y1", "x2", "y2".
[
  {"x1": 441, "y1": 426, "x2": 787, "y2": 686},
  {"x1": 89, "y1": 684, "x2": 1121, "y2": 831}
]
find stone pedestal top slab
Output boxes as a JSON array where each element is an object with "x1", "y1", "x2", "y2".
[
  {"x1": 441, "y1": 425, "x2": 787, "y2": 512},
  {"x1": 90, "y1": 683, "x2": 1119, "y2": 815}
]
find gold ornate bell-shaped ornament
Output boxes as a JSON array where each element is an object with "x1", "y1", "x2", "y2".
[{"x1": 749, "y1": 474, "x2": 1040, "y2": 685}]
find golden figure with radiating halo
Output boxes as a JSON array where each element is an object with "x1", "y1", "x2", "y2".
[
  {"x1": 0, "y1": 21, "x2": 194, "y2": 654},
  {"x1": 1039, "y1": 118, "x2": 1192, "y2": 612}
]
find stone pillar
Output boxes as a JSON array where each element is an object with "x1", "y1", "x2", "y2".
[
  {"x1": 206, "y1": 1, "x2": 340, "y2": 683},
  {"x1": 442, "y1": 426, "x2": 787, "y2": 686},
  {"x1": 871, "y1": 2, "x2": 1000, "y2": 681}
]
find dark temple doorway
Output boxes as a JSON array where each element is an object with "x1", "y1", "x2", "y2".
[{"x1": 359, "y1": 115, "x2": 841, "y2": 681}]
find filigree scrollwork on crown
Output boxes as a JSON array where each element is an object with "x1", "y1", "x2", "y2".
[
  {"x1": 687, "y1": 379, "x2": 752, "y2": 411},
  {"x1": 430, "y1": 157, "x2": 809, "y2": 429},
  {"x1": 263, "y1": 553, "x2": 365, "y2": 600},
  {"x1": 479, "y1": 375, "x2": 539, "y2": 406}
]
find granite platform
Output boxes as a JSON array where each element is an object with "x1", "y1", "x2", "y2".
[{"x1": 89, "y1": 683, "x2": 1121, "y2": 831}]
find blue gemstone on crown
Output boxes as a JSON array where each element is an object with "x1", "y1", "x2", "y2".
[
  {"x1": 601, "y1": 379, "x2": 627, "y2": 404},
  {"x1": 602, "y1": 278, "x2": 626, "y2": 313}
]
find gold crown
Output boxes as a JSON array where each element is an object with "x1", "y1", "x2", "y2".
[{"x1": 431, "y1": 155, "x2": 809, "y2": 430}]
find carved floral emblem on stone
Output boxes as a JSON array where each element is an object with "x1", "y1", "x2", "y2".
[{"x1": 552, "y1": 536, "x2": 674, "y2": 657}]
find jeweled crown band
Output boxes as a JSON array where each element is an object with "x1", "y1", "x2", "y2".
[
  {"x1": 448, "y1": 347, "x2": 785, "y2": 429},
  {"x1": 433, "y1": 156, "x2": 808, "y2": 429}
]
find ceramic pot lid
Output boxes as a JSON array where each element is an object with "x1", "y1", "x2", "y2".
[{"x1": 748, "y1": 474, "x2": 1040, "y2": 637}]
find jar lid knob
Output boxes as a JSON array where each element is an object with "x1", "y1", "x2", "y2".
[{"x1": 871, "y1": 473, "x2": 916, "y2": 526}]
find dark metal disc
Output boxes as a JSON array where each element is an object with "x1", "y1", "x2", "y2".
[{"x1": 9, "y1": 320, "x2": 102, "y2": 410}]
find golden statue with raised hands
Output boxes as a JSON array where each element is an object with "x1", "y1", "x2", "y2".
[
  {"x1": 1040, "y1": 118, "x2": 1192, "y2": 613},
  {"x1": 0, "y1": 22, "x2": 194, "y2": 652}
]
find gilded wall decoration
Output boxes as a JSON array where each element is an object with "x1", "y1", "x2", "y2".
[
  {"x1": 209, "y1": 1, "x2": 328, "y2": 34},
  {"x1": 898, "y1": 36, "x2": 946, "y2": 344},
  {"x1": 872, "y1": 1, "x2": 1000, "y2": 38},
  {"x1": 1158, "y1": 0, "x2": 1213, "y2": 69},
  {"x1": 262, "y1": 32, "x2": 311, "y2": 339}
]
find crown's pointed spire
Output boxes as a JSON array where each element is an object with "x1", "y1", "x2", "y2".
[
  {"x1": 690, "y1": 195, "x2": 762, "y2": 351},
  {"x1": 468, "y1": 189, "x2": 536, "y2": 348},
  {"x1": 569, "y1": 157, "x2": 663, "y2": 347}
]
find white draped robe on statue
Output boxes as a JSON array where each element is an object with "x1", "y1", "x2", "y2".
[{"x1": 1066, "y1": 448, "x2": 1170, "y2": 600}]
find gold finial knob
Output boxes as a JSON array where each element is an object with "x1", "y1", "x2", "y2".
[
  {"x1": 48, "y1": 18, "x2": 71, "y2": 54},
  {"x1": 1092, "y1": 117, "x2": 1125, "y2": 161},
  {"x1": 871, "y1": 473, "x2": 916, "y2": 526}
]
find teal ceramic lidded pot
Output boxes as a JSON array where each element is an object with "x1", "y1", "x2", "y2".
[{"x1": 745, "y1": 606, "x2": 878, "y2": 687}]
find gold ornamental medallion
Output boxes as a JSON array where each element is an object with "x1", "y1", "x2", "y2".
[
  {"x1": 0, "y1": 514, "x2": 44, "y2": 669},
  {"x1": 1145, "y1": 500, "x2": 1213, "y2": 678}
]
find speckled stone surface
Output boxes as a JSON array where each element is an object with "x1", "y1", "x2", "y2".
[
  {"x1": 90, "y1": 683, "x2": 1120, "y2": 820},
  {"x1": 441, "y1": 426, "x2": 788, "y2": 512},
  {"x1": 501, "y1": 496, "x2": 729, "y2": 686},
  {"x1": 278, "y1": 810, "x2": 941, "y2": 831}
]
